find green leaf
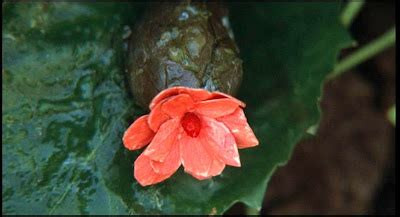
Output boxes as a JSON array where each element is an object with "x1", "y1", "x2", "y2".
[
  {"x1": 2, "y1": 2, "x2": 351, "y2": 215},
  {"x1": 2, "y1": 2, "x2": 144, "y2": 214}
]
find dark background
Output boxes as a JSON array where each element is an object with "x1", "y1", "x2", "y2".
[{"x1": 226, "y1": 1, "x2": 396, "y2": 215}]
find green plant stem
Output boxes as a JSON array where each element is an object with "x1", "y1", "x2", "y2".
[
  {"x1": 329, "y1": 27, "x2": 396, "y2": 79},
  {"x1": 341, "y1": 0, "x2": 365, "y2": 27},
  {"x1": 387, "y1": 105, "x2": 396, "y2": 126}
]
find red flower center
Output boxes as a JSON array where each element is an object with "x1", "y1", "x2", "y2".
[{"x1": 181, "y1": 112, "x2": 201, "y2": 138}]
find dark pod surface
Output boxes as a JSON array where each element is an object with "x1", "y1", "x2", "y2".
[{"x1": 127, "y1": 1, "x2": 243, "y2": 109}]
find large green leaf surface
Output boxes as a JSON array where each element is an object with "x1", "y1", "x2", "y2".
[{"x1": 2, "y1": 2, "x2": 351, "y2": 214}]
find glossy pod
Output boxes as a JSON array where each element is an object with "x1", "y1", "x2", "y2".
[{"x1": 127, "y1": 1, "x2": 243, "y2": 109}]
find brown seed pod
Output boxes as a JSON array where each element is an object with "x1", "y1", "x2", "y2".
[{"x1": 126, "y1": 1, "x2": 243, "y2": 109}]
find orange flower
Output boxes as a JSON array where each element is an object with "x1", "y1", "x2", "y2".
[{"x1": 123, "y1": 86, "x2": 259, "y2": 186}]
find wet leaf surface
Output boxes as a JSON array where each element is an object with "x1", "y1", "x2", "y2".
[{"x1": 2, "y1": 2, "x2": 351, "y2": 214}]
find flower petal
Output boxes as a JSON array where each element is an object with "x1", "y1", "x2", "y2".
[
  {"x1": 189, "y1": 158, "x2": 225, "y2": 180},
  {"x1": 150, "y1": 86, "x2": 212, "y2": 110},
  {"x1": 143, "y1": 118, "x2": 180, "y2": 162},
  {"x1": 179, "y1": 134, "x2": 214, "y2": 179},
  {"x1": 200, "y1": 117, "x2": 241, "y2": 167},
  {"x1": 194, "y1": 98, "x2": 239, "y2": 118},
  {"x1": 161, "y1": 94, "x2": 194, "y2": 118},
  {"x1": 210, "y1": 91, "x2": 246, "y2": 108},
  {"x1": 217, "y1": 108, "x2": 259, "y2": 149},
  {"x1": 134, "y1": 153, "x2": 173, "y2": 186},
  {"x1": 208, "y1": 159, "x2": 225, "y2": 176},
  {"x1": 150, "y1": 142, "x2": 181, "y2": 175},
  {"x1": 148, "y1": 98, "x2": 170, "y2": 132},
  {"x1": 123, "y1": 115, "x2": 155, "y2": 151}
]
